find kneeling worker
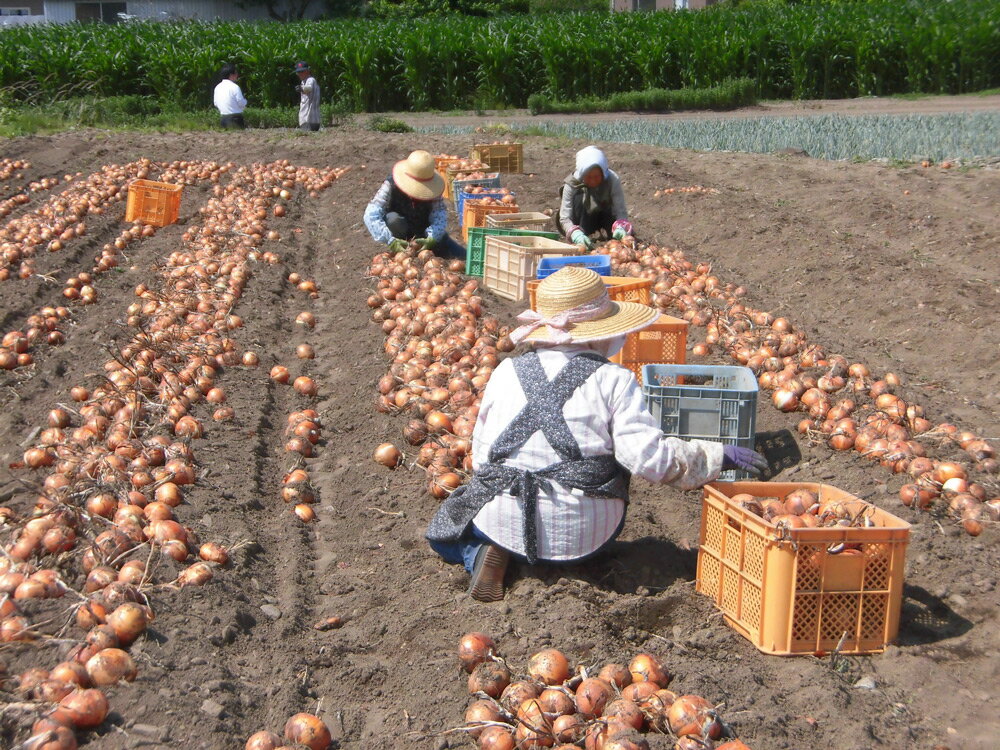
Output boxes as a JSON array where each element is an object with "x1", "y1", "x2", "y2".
[
  {"x1": 364, "y1": 150, "x2": 465, "y2": 258},
  {"x1": 426, "y1": 267, "x2": 767, "y2": 602},
  {"x1": 559, "y1": 146, "x2": 633, "y2": 249}
]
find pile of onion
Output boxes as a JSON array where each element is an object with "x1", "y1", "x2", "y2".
[
  {"x1": 1, "y1": 158, "x2": 347, "y2": 747},
  {"x1": 602, "y1": 238, "x2": 996, "y2": 537},
  {"x1": 245, "y1": 712, "x2": 333, "y2": 750},
  {"x1": 456, "y1": 632, "x2": 752, "y2": 750},
  {"x1": 366, "y1": 242, "x2": 512, "y2": 499}
]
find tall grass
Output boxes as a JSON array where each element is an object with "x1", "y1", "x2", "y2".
[{"x1": 0, "y1": 1, "x2": 997, "y2": 112}]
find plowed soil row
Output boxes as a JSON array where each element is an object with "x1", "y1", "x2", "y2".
[{"x1": 0, "y1": 128, "x2": 997, "y2": 750}]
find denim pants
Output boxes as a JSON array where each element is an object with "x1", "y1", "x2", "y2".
[{"x1": 429, "y1": 514, "x2": 627, "y2": 574}]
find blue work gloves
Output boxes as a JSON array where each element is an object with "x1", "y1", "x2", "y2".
[
  {"x1": 721, "y1": 445, "x2": 768, "y2": 476},
  {"x1": 612, "y1": 220, "x2": 633, "y2": 241},
  {"x1": 388, "y1": 238, "x2": 407, "y2": 252},
  {"x1": 570, "y1": 229, "x2": 594, "y2": 250}
]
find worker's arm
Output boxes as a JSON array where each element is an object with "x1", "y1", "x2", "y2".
[
  {"x1": 425, "y1": 198, "x2": 447, "y2": 242},
  {"x1": 558, "y1": 179, "x2": 578, "y2": 239},
  {"x1": 606, "y1": 368, "x2": 724, "y2": 490},
  {"x1": 363, "y1": 179, "x2": 395, "y2": 245}
]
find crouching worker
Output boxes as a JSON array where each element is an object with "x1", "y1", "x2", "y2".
[
  {"x1": 559, "y1": 146, "x2": 633, "y2": 250},
  {"x1": 363, "y1": 150, "x2": 465, "y2": 259},
  {"x1": 426, "y1": 267, "x2": 767, "y2": 602}
]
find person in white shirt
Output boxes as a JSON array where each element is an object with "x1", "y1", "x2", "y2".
[
  {"x1": 293, "y1": 61, "x2": 321, "y2": 132},
  {"x1": 426, "y1": 267, "x2": 767, "y2": 602},
  {"x1": 213, "y1": 63, "x2": 247, "y2": 130}
]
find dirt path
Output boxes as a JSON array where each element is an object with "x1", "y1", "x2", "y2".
[{"x1": 0, "y1": 127, "x2": 997, "y2": 750}]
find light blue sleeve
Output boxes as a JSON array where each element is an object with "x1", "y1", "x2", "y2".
[
  {"x1": 426, "y1": 198, "x2": 447, "y2": 241},
  {"x1": 363, "y1": 179, "x2": 395, "y2": 244}
]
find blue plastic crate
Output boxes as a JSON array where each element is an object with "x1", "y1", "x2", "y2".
[
  {"x1": 537, "y1": 254, "x2": 612, "y2": 279},
  {"x1": 642, "y1": 364, "x2": 759, "y2": 481},
  {"x1": 457, "y1": 190, "x2": 509, "y2": 226},
  {"x1": 452, "y1": 174, "x2": 502, "y2": 213}
]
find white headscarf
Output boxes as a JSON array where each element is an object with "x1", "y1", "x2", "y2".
[{"x1": 574, "y1": 146, "x2": 609, "y2": 181}]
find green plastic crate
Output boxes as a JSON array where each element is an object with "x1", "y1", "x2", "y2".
[{"x1": 465, "y1": 226, "x2": 558, "y2": 277}]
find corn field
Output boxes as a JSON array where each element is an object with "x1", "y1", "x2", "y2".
[{"x1": 0, "y1": 0, "x2": 998, "y2": 112}]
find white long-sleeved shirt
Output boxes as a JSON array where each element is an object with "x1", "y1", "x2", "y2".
[
  {"x1": 213, "y1": 78, "x2": 247, "y2": 116},
  {"x1": 472, "y1": 346, "x2": 724, "y2": 560},
  {"x1": 298, "y1": 76, "x2": 321, "y2": 126},
  {"x1": 363, "y1": 178, "x2": 447, "y2": 245}
]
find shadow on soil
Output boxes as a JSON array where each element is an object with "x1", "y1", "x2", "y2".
[{"x1": 897, "y1": 584, "x2": 973, "y2": 646}]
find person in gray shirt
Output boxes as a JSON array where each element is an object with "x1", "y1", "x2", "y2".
[{"x1": 294, "y1": 62, "x2": 321, "y2": 132}]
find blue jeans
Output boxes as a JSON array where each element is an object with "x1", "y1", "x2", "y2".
[{"x1": 429, "y1": 514, "x2": 627, "y2": 574}]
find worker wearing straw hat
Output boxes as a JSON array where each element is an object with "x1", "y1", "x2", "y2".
[
  {"x1": 363, "y1": 150, "x2": 466, "y2": 259},
  {"x1": 426, "y1": 267, "x2": 767, "y2": 602}
]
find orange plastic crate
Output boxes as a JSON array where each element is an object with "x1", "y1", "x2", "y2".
[
  {"x1": 125, "y1": 179, "x2": 182, "y2": 227},
  {"x1": 471, "y1": 142, "x2": 523, "y2": 173},
  {"x1": 462, "y1": 201, "x2": 520, "y2": 242},
  {"x1": 610, "y1": 314, "x2": 687, "y2": 383},
  {"x1": 483, "y1": 235, "x2": 581, "y2": 302},
  {"x1": 697, "y1": 482, "x2": 910, "y2": 656},
  {"x1": 527, "y1": 275, "x2": 652, "y2": 311},
  {"x1": 434, "y1": 156, "x2": 462, "y2": 200}
]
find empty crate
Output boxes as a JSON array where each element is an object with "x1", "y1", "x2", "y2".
[
  {"x1": 483, "y1": 235, "x2": 581, "y2": 301},
  {"x1": 642, "y1": 363, "x2": 758, "y2": 480}
]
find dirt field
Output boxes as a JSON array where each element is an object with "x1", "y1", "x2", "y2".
[{"x1": 0, "y1": 124, "x2": 998, "y2": 750}]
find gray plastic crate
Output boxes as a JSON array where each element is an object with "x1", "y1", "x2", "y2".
[{"x1": 642, "y1": 364, "x2": 759, "y2": 481}]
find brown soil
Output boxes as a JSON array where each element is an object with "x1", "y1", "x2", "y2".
[{"x1": 0, "y1": 126, "x2": 997, "y2": 750}]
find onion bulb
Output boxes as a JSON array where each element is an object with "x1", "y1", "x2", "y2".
[
  {"x1": 478, "y1": 726, "x2": 515, "y2": 750},
  {"x1": 283, "y1": 713, "x2": 332, "y2": 750},
  {"x1": 468, "y1": 661, "x2": 511, "y2": 698},
  {"x1": 667, "y1": 695, "x2": 721, "y2": 739},
  {"x1": 628, "y1": 653, "x2": 671, "y2": 687},
  {"x1": 575, "y1": 677, "x2": 614, "y2": 717},
  {"x1": 106, "y1": 602, "x2": 149, "y2": 645},
  {"x1": 458, "y1": 632, "x2": 496, "y2": 673},
  {"x1": 245, "y1": 731, "x2": 282, "y2": 750},
  {"x1": 373, "y1": 443, "x2": 402, "y2": 469},
  {"x1": 464, "y1": 699, "x2": 502, "y2": 737},
  {"x1": 51, "y1": 688, "x2": 109, "y2": 729},
  {"x1": 85, "y1": 647, "x2": 137, "y2": 685},
  {"x1": 527, "y1": 648, "x2": 570, "y2": 686}
]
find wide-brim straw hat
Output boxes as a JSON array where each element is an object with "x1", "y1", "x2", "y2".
[
  {"x1": 520, "y1": 266, "x2": 659, "y2": 344},
  {"x1": 392, "y1": 150, "x2": 445, "y2": 201}
]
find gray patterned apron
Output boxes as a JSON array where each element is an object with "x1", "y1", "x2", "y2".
[{"x1": 425, "y1": 351, "x2": 630, "y2": 563}]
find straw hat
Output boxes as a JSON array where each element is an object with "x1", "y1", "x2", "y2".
[
  {"x1": 514, "y1": 266, "x2": 659, "y2": 345},
  {"x1": 392, "y1": 150, "x2": 445, "y2": 201}
]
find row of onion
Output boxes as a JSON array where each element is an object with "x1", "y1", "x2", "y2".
[
  {"x1": 456, "y1": 632, "x2": 751, "y2": 750},
  {"x1": 0, "y1": 159, "x2": 345, "y2": 749},
  {"x1": 367, "y1": 242, "x2": 512, "y2": 498},
  {"x1": 603, "y1": 238, "x2": 997, "y2": 537},
  {"x1": 0, "y1": 161, "x2": 240, "y2": 373}
]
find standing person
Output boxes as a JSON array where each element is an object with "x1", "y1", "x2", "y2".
[
  {"x1": 293, "y1": 61, "x2": 321, "y2": 132},
  {"x1": 426, "y1": 267, "x2": 767, "y2": 602},
  {"x1": 363, "y1": 150, "x2": 466, "y2": 259},
  {"x1": 213, "y1": 63, "x2": 247, "y2": 130},
  {"x1": 558, "y1": 145, "x2": 633, "y2": 250}
]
